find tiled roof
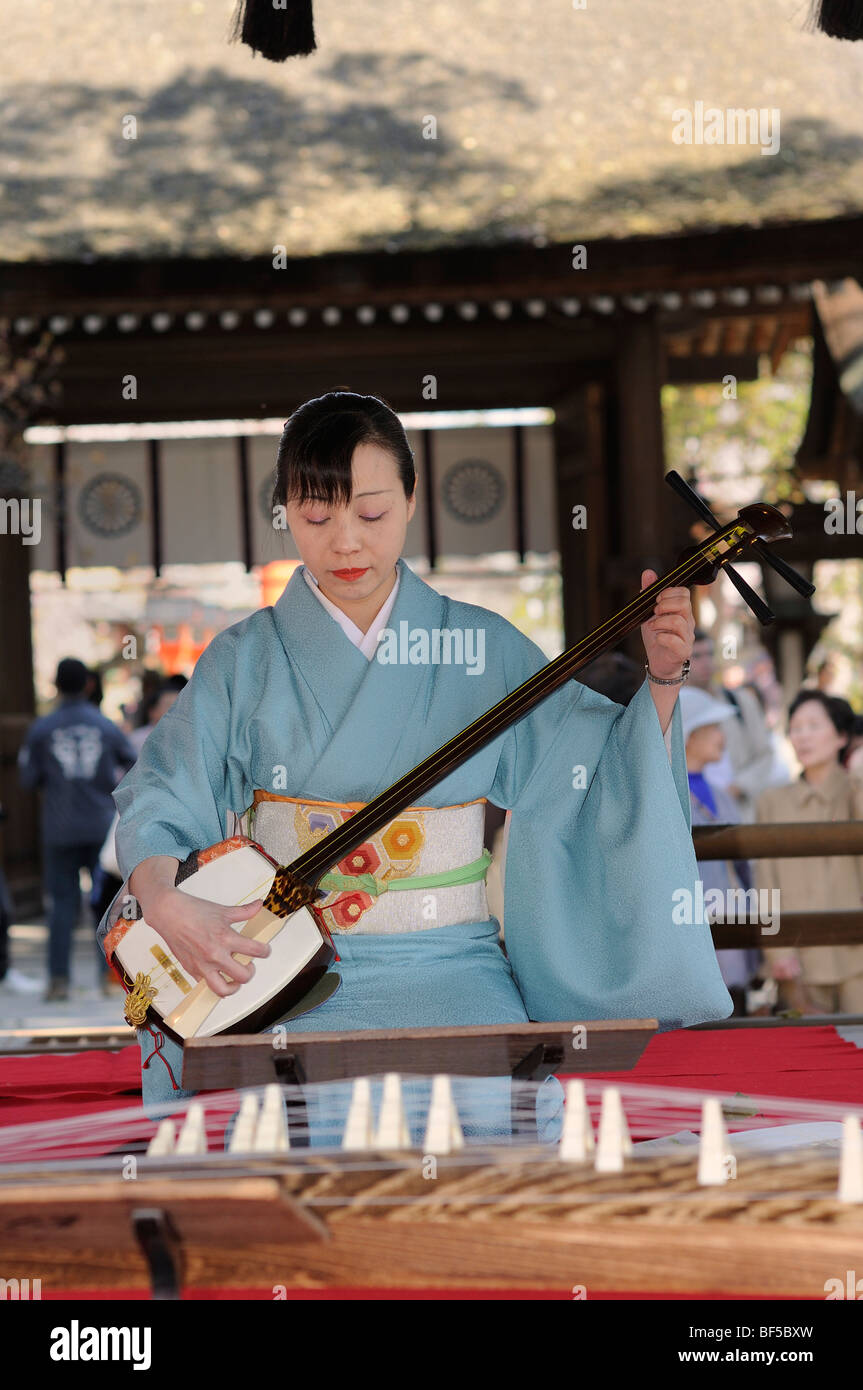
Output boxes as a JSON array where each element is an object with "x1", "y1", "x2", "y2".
[{"x1": 2, "y1": 0, "x2": 862, "y2": 262}]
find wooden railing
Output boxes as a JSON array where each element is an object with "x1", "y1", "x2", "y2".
[{"x1": 691, "y1": 821, "x2": 863, "y2": 950}]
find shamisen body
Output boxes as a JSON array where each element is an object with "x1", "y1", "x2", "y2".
[{"x1": 96, "y1": 391, "x2": 731, "y2": 1117}]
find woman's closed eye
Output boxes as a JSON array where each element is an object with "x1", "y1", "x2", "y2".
[{"x1": 305, "y1": 514, "x2": 386, "y2": 525}]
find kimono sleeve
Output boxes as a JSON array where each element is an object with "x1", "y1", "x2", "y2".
[
  {"x1": 113, "y1": 640, "x2": 233, "y2": 881},
  {"x1": 490, "y1": 630, "x2": 732, "y2": 1029}
]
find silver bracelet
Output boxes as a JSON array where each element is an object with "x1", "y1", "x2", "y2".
[{"x1": 645, "y1": 659, "x2": 691, "y2": 686}]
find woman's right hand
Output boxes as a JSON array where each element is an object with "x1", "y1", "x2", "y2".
[{"x1": 143, "y1": 887, "x2": 271, "y2": 998}]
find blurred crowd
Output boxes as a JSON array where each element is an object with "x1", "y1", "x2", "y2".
[
  {"x1": 0, "y1": 660, "x2": 186, "y2": 1002},
  {"x1": 582, "y1": 634, "x2": 863, "y2": 1017}
]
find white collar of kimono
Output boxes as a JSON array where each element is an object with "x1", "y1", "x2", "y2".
[{"x1": 302, "y1": 563, "x2": 401, "y2": 661}]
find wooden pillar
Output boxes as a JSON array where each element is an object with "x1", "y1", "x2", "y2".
[
  {"x1": 0, "y1": 522, "x2": 40, "y2": 915},
  {"x1": 611, "y1": 314, "x2": 670, "y2": 655},
  {"x1": 552, "y1": 383, "x2": 608, "y2": 650}
]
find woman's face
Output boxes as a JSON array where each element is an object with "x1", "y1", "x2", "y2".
[
  {"x1": 788, "y1": 699, "x2": 846, "y2": 771},
  {"x1": 789, "y1": 700, "x2": 839, "y2": 778},
  {"x1": 285, "y1": 442, "x2": 416, "y2": 607}
]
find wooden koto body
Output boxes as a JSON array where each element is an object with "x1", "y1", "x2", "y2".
[
  {"x1": 3, "y1": 1139, "x2": 862, "y2": 1297},
  {"x1": 2, "y1": 1070, "x2": 861, "y2": 1298}
]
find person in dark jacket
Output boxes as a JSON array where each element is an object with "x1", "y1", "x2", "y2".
[{"x1": 17, "y1": 658, "x2": 136, "y2": 1000}]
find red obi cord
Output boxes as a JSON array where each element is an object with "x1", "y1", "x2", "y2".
[
  {"x1": 312, "y1": 906, "x2": 340, "y2": 963},
  {"x1": 140, "y1": 1020, "x2": 181, "y2": 1091}
]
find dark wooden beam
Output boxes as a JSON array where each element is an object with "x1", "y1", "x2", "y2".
[
  {"x1": 665, "y1": 354, "x2": 761, "y2": 384},
  {"x1": 750, "y1": 315, "x2": 780, "y2": 354},
  {"x1": 148, "y1": 439, "x2": 162, "y2": 577},
  {"x1": 512, "y1": 425, "x2": 526, "y2": 564},
  {"x1": 0, "y1": 522, "x2": 39, "y2": 913},
  {"x1": 24, "y1": 319, "x2": 618, "y2": 424},
  {"x1": 421, "y1": 430, "x2": 437, "y2": 569},
  {"x1": 1, "y1": 216, "x2": 861, "y2": 318},
  {"x1": 722, "y1": 317, "x2": 752, "y2": 356},
  {"x1": 770, "y1": 318, "x2": 803, "y2": 374},
  {"x1": 54, "y1": 440, "x2": 66, "y2": 580},
  {"x1": 236, "y1": 436, "x2": 253, "y2": 573},
  {"x1": 695, "y1": 319, "x2": 724, "y2": 357},
  {"x1": 552, "y1": 383, "x2": 607, "y2": 649},
  {"x1": 613, "y1": 315, "x2": 669, "y2": 585},
  {"x1": 608, "y1": 314, "x2": 672, "y2": 661}
]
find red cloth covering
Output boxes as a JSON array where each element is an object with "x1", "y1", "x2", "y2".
[
  {"x1": 0, "y1": 1044, "x2": 140, "y2": 1098},
  {"x1": 563, "y1": 1024, "x2": 863, "y2": 1103},
  {"x1": 3, "y1": 1026, "x2": 861, "y2": 1112},
  {"x1": 0, "y1": 1044, "x2": 141, "y2": 1129},
  {"x1": 2, "y1": 1025, "x2": 861, "y2": 1137}
]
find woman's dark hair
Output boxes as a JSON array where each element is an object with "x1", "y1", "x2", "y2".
[
  {"x1": 272, "y1": 391, "x2": 416, "y2": 514},
  {"x1": 788, "y1": 689, "x2": 856, "y2": 764}
]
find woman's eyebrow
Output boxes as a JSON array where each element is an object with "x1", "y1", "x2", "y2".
[{"x1": 299, "y1": 488, "x2": 394, "y2": 502}]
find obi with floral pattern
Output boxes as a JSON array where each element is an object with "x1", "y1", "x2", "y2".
[{"x1": 227, "y1": 791, "x2": 493, "y2": 935}]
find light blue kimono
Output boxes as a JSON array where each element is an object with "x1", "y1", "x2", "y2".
[{"x1": 99, "y1": 557, "x2": 731, "y2": 1120}]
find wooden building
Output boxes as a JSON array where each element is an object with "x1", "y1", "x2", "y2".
[{"x1": 2, "y1": 0, "x2": 863, "y2": 906}]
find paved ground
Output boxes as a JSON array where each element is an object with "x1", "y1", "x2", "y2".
[{"x1": 0, "y1": 916, "x2": 128, "y2": 1030}]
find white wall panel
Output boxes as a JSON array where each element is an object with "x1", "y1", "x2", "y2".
[{"x1": 160, "y1": 438, "x2": 241, "y2": 566}]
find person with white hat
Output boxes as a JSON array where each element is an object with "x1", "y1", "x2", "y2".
[{"x1": 678, "y1": 687, "x2": 764, "y2": 1014}]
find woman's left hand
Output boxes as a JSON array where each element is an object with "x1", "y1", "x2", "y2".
[{"x1": 640, "y1": 570, "x2": 695, "y2": 680}]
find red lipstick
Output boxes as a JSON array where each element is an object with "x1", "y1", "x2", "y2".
[{"x1": 331, "y1": 567, "x2": 369, "y2": 581}]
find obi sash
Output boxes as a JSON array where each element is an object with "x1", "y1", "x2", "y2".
[{"x1": 227, "y1": 791, "x2": 492, "y2": 935}]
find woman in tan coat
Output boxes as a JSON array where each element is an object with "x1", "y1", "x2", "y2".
[{"x1": 755, "y1": 691, "x2": 863, "y2": 1013}]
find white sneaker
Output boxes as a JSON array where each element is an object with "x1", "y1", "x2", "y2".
[{"x1": 1, "y1": 967, "x2": 43, "y2": 995}]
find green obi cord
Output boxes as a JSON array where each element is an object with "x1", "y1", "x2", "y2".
[{"x1": 316, "y1": 849, "x2": 493, "y2": 897}]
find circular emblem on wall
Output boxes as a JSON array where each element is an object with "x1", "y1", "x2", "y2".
[
  {"x1": 441, "y1": 459, "x2": 506, "y2": 523},
  {"x1": 77, "y1": 473, "x2": 142, "y2": 537}
]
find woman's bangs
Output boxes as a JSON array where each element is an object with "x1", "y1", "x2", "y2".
[{"x1": 283, "y1": 446, "x2": 355, "y2": 508}]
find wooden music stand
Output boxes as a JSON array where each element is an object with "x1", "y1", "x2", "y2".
[{"x1": 181, "y1": 1018, "x2": 657, "y2": 1090}]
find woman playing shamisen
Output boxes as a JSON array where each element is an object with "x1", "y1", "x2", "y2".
[{"x1": 98, "y1": 392, "x2": 730, "y2": 1125}]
